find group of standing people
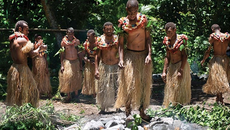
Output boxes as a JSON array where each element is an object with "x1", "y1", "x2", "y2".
[{"x1": 5, "y1": 0, "x2": 230, "y2": 122}]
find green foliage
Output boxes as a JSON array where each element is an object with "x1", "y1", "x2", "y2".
[
  {"x1": 0, "y1": 103, "x2": 55, "y2": 130},
  {"x1": 53, "y1": 47, "x2": 65, "y2": 57},
  {"x1": 0, "y1": 102, "x2": 82, "y2": 129},
  {"x1": 127, "y1": 114, "x2": 142, "y2": 130},
  {"x1": 146, "y1": 103, "x2": 230, "y2": 130}
]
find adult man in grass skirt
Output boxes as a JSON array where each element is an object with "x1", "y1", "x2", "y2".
[
  {"x1": 114, "y1": 0, "x2": 152, "y2": 121},
  {"x1": 59, "y1": 27, "x2": 82, "y2": 102},
  {"x1": 95, "y1": 22, "x2": 119, "y2": 114},
  {"x1": 7, "y1": 20, "x2": 44, "y2": 107},
  {"x1": 201, "y1": 24, "x2": 230, "y2": 104},
  {"x1": 161, "y1": 22, "x2": 191, "y2": 108},
  {"x1": 81, "y1": 30, "x2": 98, "y2": 97},
  {"x1": 32, "y1": 34, "x2": 52, "y2": 98}
]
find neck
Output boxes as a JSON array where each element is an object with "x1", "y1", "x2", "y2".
[
  {"x1": 214, "y1": 30, "x2": 220, "y2": 33},
  {"x1": 171, "y1": 33, "x2": 177, "y2": 41},
  {"x1": 105, "y1": 35, "x2": 113, "y2": 41}
]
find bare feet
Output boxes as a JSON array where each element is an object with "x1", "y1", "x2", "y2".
[
  {"x1": 139, "y1": 107, "x2": 152, "y2": 122},
  {"x1": 99, "y1": 110, "x2": 106, "y2": 114},
  {"x1": 116, "y1": 108, "x2": 122, "y2": 113},
  {"x1": 125, "y1": 106, "x2": 131, "y2": 117}
]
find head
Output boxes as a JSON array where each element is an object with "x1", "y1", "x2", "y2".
[
  {"x1": 87, "y1": 29, "x2": 95, "y2": 43},
  {"x1": 211, "y1": 24, "x2": 221, "y2": 32},
  {"x1": 15, "y1": 20, "x2": 29, "y2": 36},
  {"x1": 66, "y1": 27, "x2": 74, "y2": 39},
  {"x1": 34, "y1": 34, "x2": 42, "y2": 43},
  {"x1": 126, "y1": 0, "x2": 139, "y2": 21},
  {"x1": 165, "y1": 22, "x2": 177, "y2": 39},
  {"x1": 103, "y1": 22, "x2": 114, "y2": 37}
]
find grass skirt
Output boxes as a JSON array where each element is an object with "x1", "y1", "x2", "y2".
[
  {"x1": 33, "y1": 56, "x2": 52, "y2": 95},
  {"x1": 6, "y1": 63, "x2": 39, "y2": 107},
  {"x1": 163, "y1": 61, "x2": 191, "y2": 108},
  {"x1": 115, "y1": 50, "x2": 152, "y2": 110},
  {"x1": 81, "y1": 62, "x2": 97, "y2": 95},
  {"x1": 59, "y1": 59, "x2": 82, "y2": 93},
  {"x1": 202, "y1": 55, "x2": 230, "y2": 95},
  {"x1": 96, "y1": 62, "x2": 118, "y2": 110}
]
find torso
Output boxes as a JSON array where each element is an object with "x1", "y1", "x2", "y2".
[
  {"x1": 163, "y1": 34, "x2": 188, "y2": 64},
  {"x1": 101, "y1": 45, "x2": 119, "y2": 65},
  {"x1": 119, "y1": 13, "x2": 147, "y2": 51},
  {"x1": 211, "y1": 32, "x2": 230, "y2": 55},
  {"x1": 62, "y1": 38, "x2": 79, "y2": 61},
  {"x1": 10, "y1": 38, "x2": 28, "y2": 65},
  {"x1": 97, "y1": 34, "x2": 119, "y2": 65},
  {"x1": 126, "y1": 27, "x2": 146, "y2": 51},
  {"x1": 169, "y1": 50, "x2": 182, "y2": 64}
]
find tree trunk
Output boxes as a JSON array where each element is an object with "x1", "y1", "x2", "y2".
[{"x1": 41, "y1": 0, "x2": 63, "y2": 47}]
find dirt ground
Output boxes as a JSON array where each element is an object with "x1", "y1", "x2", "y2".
[{"x1": 1, "y1": 79, "x2": 230, "y2": 120}]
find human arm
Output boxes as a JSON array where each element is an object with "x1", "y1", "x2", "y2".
[
  {"x1": 95, "y1": 49, "x2": 101, "y2": 79},
  {"x1": 45, "y1": 54, "x2": 49, "y2": 74},
  {"x1": 60, "y1": 41, "x2": 65, "y2": 73},
  {"x1": 161, "y1": 51, "x2": 170, "y2": 82},
  {"x1": 200, "y1": 45, "x2": 212, "y2": 66},
  {"x1": 177, "y1": 49, "x2": 187, "y2": 77},
  {"x1": 118, "y1": 35, "x2": 124, "y2": 68},
  {"x1": 145, "y1": 24, "x2": 152, "y2": 64}
]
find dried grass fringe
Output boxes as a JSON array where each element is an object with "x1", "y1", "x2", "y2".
[
  {"x1": 33, "y1": 56, "x2": 52, "y2": 95},
  {"x1": 163, "y1": 61, "x2": 191, "y2": 108},
  {"x1": 115, "y1": 50, "x2": 152, "y2": 110},
  {"x1": 59, "y1": 59, "x2": 82, "y2": 93},
  {"x1": 81, "y1": 61, "x2": 97, "y2": 95},
  {"x1": 6, "y1": 63, "x2": 39, "y2": 107},
  {"x1": 203, "y1": 55, "x2": 230, "y2": 95},
  {"x1": 96, "y1": 62, "x2": 118, "y2": 110}
]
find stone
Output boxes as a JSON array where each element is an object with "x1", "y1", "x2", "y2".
[
  {"x1": 83, "y1": 120, "x2": 104, "y2": 130},
  {"x1": 105, "y1": 120, "x2": 119, "y2": 128}
]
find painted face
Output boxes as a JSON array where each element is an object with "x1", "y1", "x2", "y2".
[
  {"x1": 166, "y1": 27, "x2": 176, "y2": 39},
  {"x1": 126, "y1": 7, "x2": 138, "y2": 21},
  {"x1": 87, "y1": 32, "x2": 95, "y2": 43},
  {"x1": 103, "y1": 25, "x2": 114, "y2": 37},
  {"x1": 21, "y1": 23, "x2": 29, "y2": 36},
  {"x1": 35, "y1": 36, "x2": 42, "y2": 42}
]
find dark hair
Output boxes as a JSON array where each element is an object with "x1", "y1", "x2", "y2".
[
  {"x1": 15, "y1": 20, "x2": 28, "y2": 31},
  {"x1": 87, "y1": 29, "x2": 95, "y2": 36},
  {"x1": 165, "y1": 22, "x2": 176, "y2": 31},
  {"x1": 103, "y1": 22, "x2": 113, "y2": 29},
  {"x1": 126, "y1": 0, "x2": 139, "y2": 9},
  {"x1": 67, "y1": 27, "x2": 74, "y2": 33},
  {"x1": 211, "y1": 24, "x2": 220, "y2": 31},
  {"x1": 34, "y1": 34, "x2": 42, "y2": 39}
]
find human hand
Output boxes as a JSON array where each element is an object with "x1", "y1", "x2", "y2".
[
  {"x1": 145, "y1": 55, "x2": 152, "y2": 64},
  {"x1": 37, "y1": 39, "x2": 44, "y2": 46},
  {"x1": 118, "y1": 60, "x2": 124, "y2": 68},
  {"x1": 61, "y1": 66, "x2": 64, "y2": 73},
  {"x1": 95, "y1": 70, "x2": 100, "y2": 79},
  {"x1": 200, "y1": 60, "x2": 205, "y2": 67},
  {"x1": 177, "y1": 69, "x2": 183, "y2": 78},
  {"x1": 45, "y1": 68, "x2": 49, "y2": 74},
  {"x1": 161, "y1": 73, "x2": 166, "y2": 83}
]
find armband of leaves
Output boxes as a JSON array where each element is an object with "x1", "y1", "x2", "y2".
[
  {"x1": 76, "y1": 44, "x2": 84, "y2": 51},
  {"x1": 114, "y1": 26, "x2": 127, "y2": 37},
  {"x1": 145, "y1": 20, "x2": 152, "y2": 31},
  {"x1": 179, "y1": 40, "x2": 189, "y2": 55},
  {"x1": 53, "y1": 47, "x2": 65, "y2": 57}
]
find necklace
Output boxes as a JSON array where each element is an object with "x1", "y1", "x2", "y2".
[
  {"x1": 163, "y1": 34, "x2": 188, "y2": 53},
  {"x1": 62, "y1": 35, "x2": 77, "y2": 46},
  {"x1": 97, "y1": 34, "x2": 118, "y2": 49},
  {"x1": 84, "y1": 37, "x2": 97, "y2": 55},
  {"x1": 118, "y1": 13, "x2": 147, "y2": 32}
]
